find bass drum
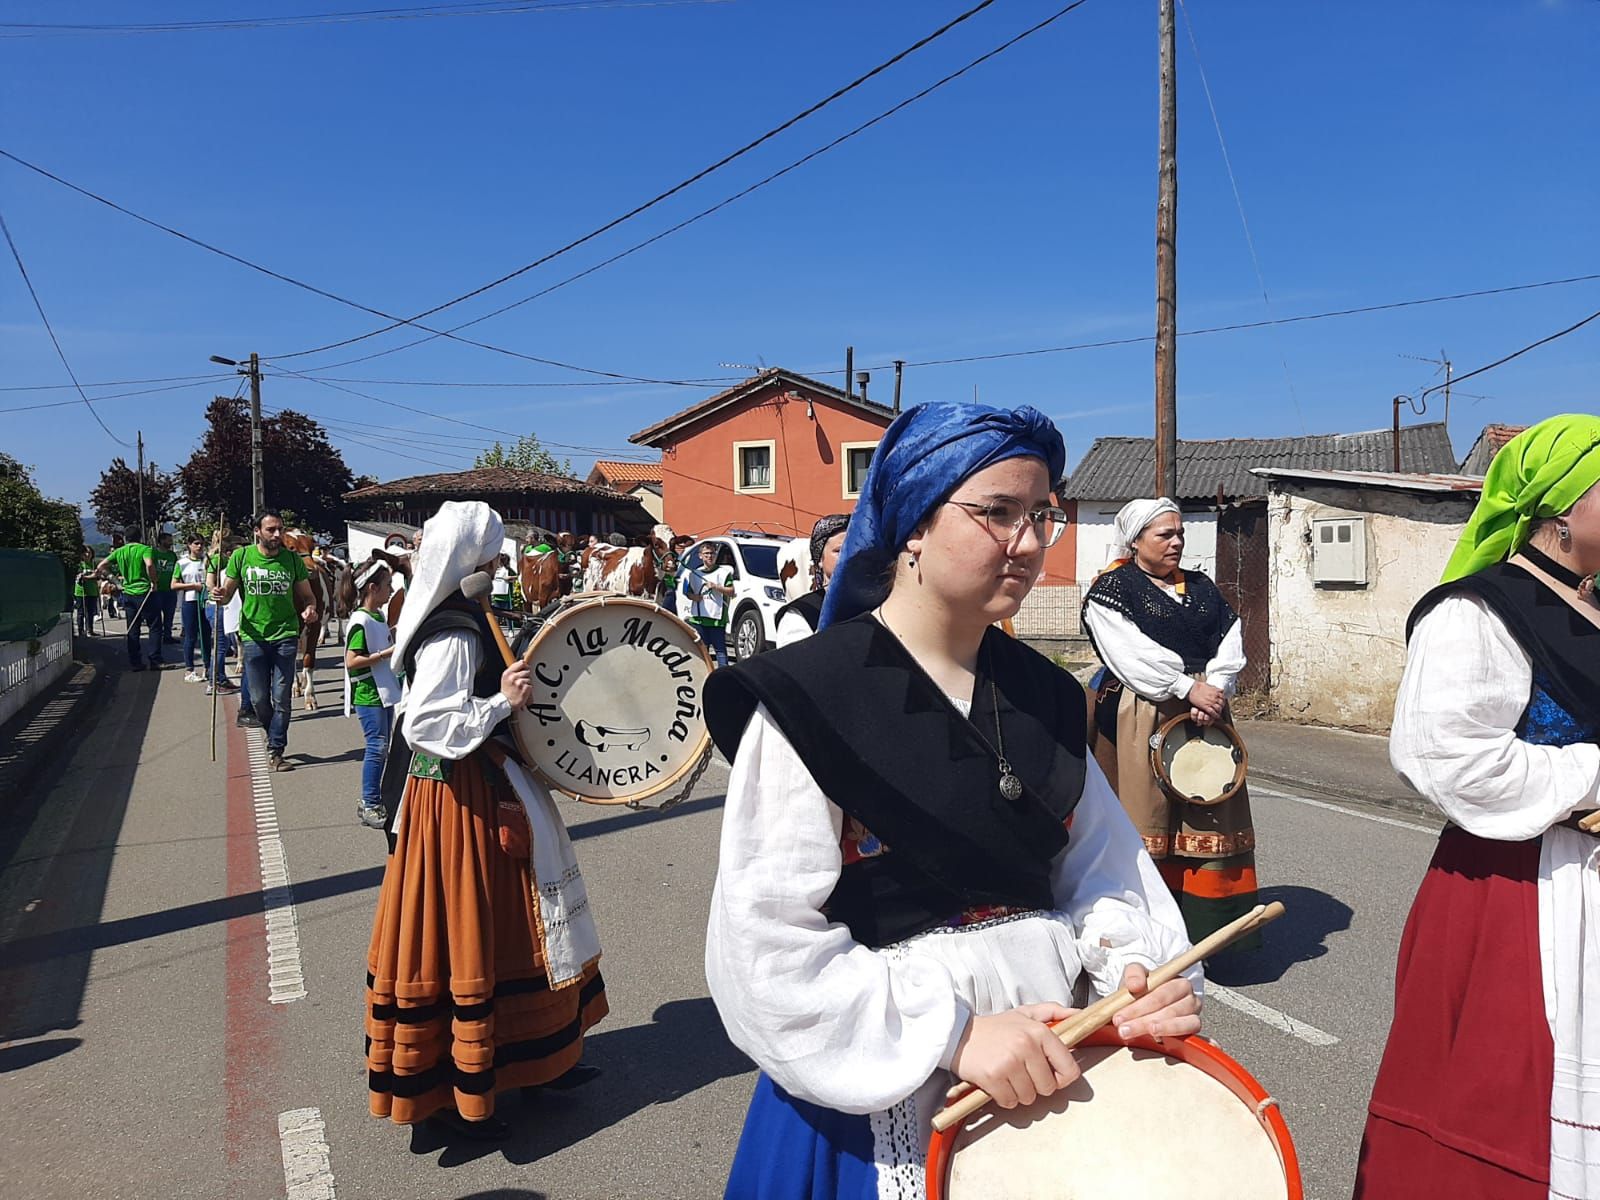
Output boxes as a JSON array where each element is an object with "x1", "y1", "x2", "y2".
[
  {"x1": 928, "y1": 1028, "x2": 1302, "y2": 1200},
  {"x1": 512, "y1": 594, "x2": 713, "y2": 808}
]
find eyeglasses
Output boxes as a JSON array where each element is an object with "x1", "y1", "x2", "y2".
[{"x1": 945, "y1": 499, "x2": 1068, "y2": 547}]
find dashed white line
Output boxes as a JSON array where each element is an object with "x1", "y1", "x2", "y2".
[
  {"x1": 278, "y1": 1107, "x2": 336, "y2": 1200},
  {"x1": 1254, "y1": 785, "x2": 1438, "y2": 834},
  {"x1": 246, "y1": 731, "x2": 307, "y2": 1004},
  {"x1": 1206, "y1": 983, "x2": 1341, "y2": 1046}
]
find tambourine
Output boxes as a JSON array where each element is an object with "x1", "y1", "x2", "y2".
[
  {"x1": 512, "y1": 594, "x2": 713, "y2": 808},
  {"x1": 1149, "y1": 713, "x2": 1248, "y2": 807}
]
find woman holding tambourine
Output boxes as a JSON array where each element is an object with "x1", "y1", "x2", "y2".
[{"x1": 1082, "y1": 498, "x2": 1259, "y2": 953}]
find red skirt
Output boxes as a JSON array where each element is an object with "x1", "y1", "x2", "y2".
[{"x1": 1353, "y1": 826, "x2": 1552, "y2": 1198}]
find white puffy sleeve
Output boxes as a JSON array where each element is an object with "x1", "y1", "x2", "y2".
[
  {"x1": 401, "y1": 630, "x2": 513, "y2": 761},
  {"x1": 1390, "y1": 593, "x2": 1600, "y2": 840},
  {"x1": 705, "y1": 706, "x2": 969, "y2": 1114},
  {"x1": 1204, "y1": 619, "x2": 1247, "y2": 697},
  {"x1": 1084, "y1": 602, "x2": 1194, "y2": 702},
  {"x1": 1054, "y1": 754, "x2": 1200, "y2": 997}
]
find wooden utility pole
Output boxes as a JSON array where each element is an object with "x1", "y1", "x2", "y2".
[
  {"x1": 247, "y1": 352, "x2": 264, "y2": 516},
  {"x1": 1153, "y1": 0, "x2": 1179, "y2": 499},
  {"x1": 136, "y1": 431, "x2": 146, "y2": 543}
]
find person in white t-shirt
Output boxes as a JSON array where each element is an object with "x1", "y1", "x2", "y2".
[{"x1": 680, "y1": 541, "x2": 736, "y2": 667}]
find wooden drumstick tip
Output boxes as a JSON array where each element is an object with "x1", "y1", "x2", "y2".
[{"x1": 1579, "y1": 810, "x2": 1600, "y2": 833}]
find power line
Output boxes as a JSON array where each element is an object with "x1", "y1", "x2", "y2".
[
  {"x1": 1177, "y1": 0, "x2": 1304, "y2": 433},
  {"x1": 266, "y1": 0, "x2": 1011, "y2": 360},
  {"x1": 0, "y1": 0, "x2": 728, "y2": 38},
  {"x1": 0, "y1": 148, "x2": 697, "y2": 387},
  {"x1": 1417, "y1": 306, "x2": 1600, "y2": 405},
  {"x1": 0, "y1": 209, "x2": 133, "y2": 447},
  {"x1": 0, "y1": 372, "x2": 236, "y2": 392},
  {"x1": 301, "y1": 0, "x2": 1099, "y2": 373},
  {"x1": 0, "y1": 377, "x2": 237, "y2": 414},
  {"x1": 259, "y1": 405, "x2": 473, "y2": 471}
]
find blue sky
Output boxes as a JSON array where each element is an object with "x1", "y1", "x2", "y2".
[{"x1": 4, "y1": 0, "x2": 1597, "y2": 513}]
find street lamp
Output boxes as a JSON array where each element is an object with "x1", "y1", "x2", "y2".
[{"x1": 209, "y1": 352, "x2": 264, "y2": 513}]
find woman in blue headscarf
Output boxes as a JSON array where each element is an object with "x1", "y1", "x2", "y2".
[{"x1": 702, "y1": 402, "x2": 1200, "y2": 1199}]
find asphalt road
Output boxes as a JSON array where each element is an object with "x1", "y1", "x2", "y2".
[{"x1": 0, "y1": 628, "x2": 1444, "y2": 1200}]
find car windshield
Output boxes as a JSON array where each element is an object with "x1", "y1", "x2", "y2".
[{"x1": 736, "y1": 545, "x2": 780, "y2": 580}]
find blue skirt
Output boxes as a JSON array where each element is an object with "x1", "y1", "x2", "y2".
[{"x1": 726, "y1": 1074, "x2": 882, "y2": 1200}]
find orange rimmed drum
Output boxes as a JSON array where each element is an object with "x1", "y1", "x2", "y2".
[
  {"x1": 513, "y1": 594, "x2": 712, "y2": 808},
  {"x1": 927, "y1": 1027, "x2": 1301, "y2": 1200}
]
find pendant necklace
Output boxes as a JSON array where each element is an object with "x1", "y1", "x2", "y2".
[{"x1": 875, "y1": 607, "x2": 1022, "y2": 802}]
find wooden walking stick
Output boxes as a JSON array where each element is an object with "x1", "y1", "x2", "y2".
[
  {"x1": 210, "y1": 515, "x2": 225, "y2": 763},
  {"x1": 930, "y1": 900, "x2": 1287, "y2": 1133}
]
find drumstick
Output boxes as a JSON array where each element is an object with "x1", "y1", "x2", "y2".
[
  {"x1": 930, "y1": 900, "x2": 1286, "y2": 1134},
  {"x1": 1579, "y1": 810, "x2": 1600, "y2": 833},
  {"x1": 461, "y1": 572, "x2": 518, "y2": 668}
]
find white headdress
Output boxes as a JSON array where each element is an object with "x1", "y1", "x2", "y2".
[
  {"x1": 391, "y1": 500, "x2": 505, "y2": 665},
  {"x1": 1113, "y1": 497, "x2": 1181, "y2": 558}
]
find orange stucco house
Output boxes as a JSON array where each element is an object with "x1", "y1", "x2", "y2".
[{"x1": 628, "y1": 368, "x2": 896, "y2": 539}]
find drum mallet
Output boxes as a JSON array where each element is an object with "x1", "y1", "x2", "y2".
[
  {"x1": 461, "y1": 572, "x2": 520, "y2": 670},
  {"x1": 1580, "y1": 810, "x2": 1600, "y2": 834},
  {"x1": 931, "y1": 900, "x2": 1286, "y2": 1134}
]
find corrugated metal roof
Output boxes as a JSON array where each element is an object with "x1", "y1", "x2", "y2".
[
  {"x1": 1252, "y1": 467, "x2": 1484, "y2": 494},
  {"x1": 1061, "y1": 422, "x2": 1457, "y2": 502}
]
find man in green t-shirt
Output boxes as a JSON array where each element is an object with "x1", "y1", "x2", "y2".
[
  {"x1": 211, "y1": 511, "x2": 318, "y2": 771},
  {"x1": 73, "y1": 545, "x2": 99, "y2": 638},
  {"x1": 152, "y1": 531, "x2": 180, "y2": 650},
  {"x1": 96, "y1": 529, "x2": 163, "y2": 669}
]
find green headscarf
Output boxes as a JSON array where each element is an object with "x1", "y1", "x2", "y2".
[{"x1": 1442, "y1": 413, "x2": 1600, "y2": 582}]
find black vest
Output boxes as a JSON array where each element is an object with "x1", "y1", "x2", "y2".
[{"x1": 705, "y1": 616, "x2": 1088, "y2": 948}]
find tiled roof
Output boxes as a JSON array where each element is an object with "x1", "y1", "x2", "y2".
[
  {"x1": 1459, "y1": 423, "x2": 1528, "y2": 475},
  {"x1": 629, "y1": 368, "x2": 896, "y2": 446},
  {"x1": 586, "y1": 459, "x2": 664, "y2": 486},
  {"x1": 1061, "y1": 422, "x2": 1457, "y2": 502},
  {"x1": 344, "y1": 467, "x2": 630, "y2": 505}
]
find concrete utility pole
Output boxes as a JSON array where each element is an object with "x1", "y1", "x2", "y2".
[
  {"x1": 247, "y1": 352, "x2": 264, "y2": 517},
  {"x1": 136, "y1": 431, "x2": 146, "y2": 543},
  {"x1": 1153, "y1": 0, "x2": 1179, "y2": 500}
]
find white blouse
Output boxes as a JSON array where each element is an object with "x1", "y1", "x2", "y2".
[
  {"x1": 1083, "y1": 600, "x2": 1247, "y2": 703},
  {"x1": 705, "y1": 703, "x2": 1196, "y2": 1116},
  {"x1": 774, "y1": 609, "x2": 814, "y2": 648},
  {"x1": 400, "y1": 629, "x2": 512, "y2": 760},
  {"x1": 1390, "y1": 594, "x2": 1600, "y2": 838}
]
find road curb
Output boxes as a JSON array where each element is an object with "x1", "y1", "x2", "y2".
[{"x1": 1249, "y1": 767, "x2": 1438, "y2": 822}]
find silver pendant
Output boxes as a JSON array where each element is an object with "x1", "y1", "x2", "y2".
[{"x1": 999, "y1": 772, "x2": 1023, "y2": 802}]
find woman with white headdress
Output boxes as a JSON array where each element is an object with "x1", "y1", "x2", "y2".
[
  {"x1": 1081, "y1": 498, "x2": 1258, "y2": 953},
  {"x1": 364, "y1": 501, "x2": 607, "y2": 1142}
]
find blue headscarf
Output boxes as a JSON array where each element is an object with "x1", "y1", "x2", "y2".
[{"x1": 819, "y1": 402, "x2": 1067, "y2": 629}]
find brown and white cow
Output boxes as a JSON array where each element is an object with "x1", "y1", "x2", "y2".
[{"x1": 577, "y1": 525, "x2": 674, "y2": 599}]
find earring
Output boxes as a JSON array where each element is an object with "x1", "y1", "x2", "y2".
[{"x1": 1559, "y1": 523, "x2": 1572, "y2": 545}]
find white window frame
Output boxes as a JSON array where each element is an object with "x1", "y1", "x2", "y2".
[
  {"x1": 841, "y1": 440, "x2": 879, "y2": 499},
  {"x1": 733, "y1": 439, "x2": 777, "y2": 495}
]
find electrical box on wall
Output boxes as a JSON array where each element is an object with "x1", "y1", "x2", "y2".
[{"x1": 1311, "y1": 517, "x2": 1367, "y2": 585}]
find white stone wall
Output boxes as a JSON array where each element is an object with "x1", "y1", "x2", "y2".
[
  {"x1": 0, "y1": 617, "x2": 75, "y2": 729},
  {"x1": 1074, "y1": 502, "x2": 1218, "y2": 583},
  {"x1": 1265, "y1": 483, "x2": 1476, "y2": 730}
]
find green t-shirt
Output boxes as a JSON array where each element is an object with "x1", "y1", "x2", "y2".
[
  {"x1": 346, "y1": 611, "x2": 381, "y2": 707},
  {"x1": 74, "y1": 559, "x2": 96, "y2": 598},
  {"x1": 226, "y1": 543, "x2": 309, "y2": 644},
  {"x1": 152, "y1": 547, "x2": 179, "y2": 591},
  {"x1": 107, "y1": 542, "x2": 154, "y2": 595}
]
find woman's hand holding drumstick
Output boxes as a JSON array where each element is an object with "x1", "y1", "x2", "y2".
[{"x1": 932, "y1": 901, "x2": 1285, "y2": 1133}]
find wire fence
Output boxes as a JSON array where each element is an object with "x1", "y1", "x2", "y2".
[{"x1": 1010, "y1": 582, "x2": 1084, "y2": 640}]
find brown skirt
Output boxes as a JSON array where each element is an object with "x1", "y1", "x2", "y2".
[
  {"x1": 365, "y1": 752, "x2": 608, "y2": 1124},
  {"x1": 1089, "y1": 682, "x2": 1261, "y2": 948}
]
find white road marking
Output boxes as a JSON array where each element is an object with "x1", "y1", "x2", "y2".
[
  {"x1": 247, "y1": 731, "x2": 307, "y2": 1004},
  {"x1": 278, "y1": 1107, "x2": 336, "y2": 1200},
  {"x1": 1255, "y1": 785, "x2": 1438, "y2": 834},
  {"x1": 1206, "y1": 983, "x2": 1341, "y2": 1046}
]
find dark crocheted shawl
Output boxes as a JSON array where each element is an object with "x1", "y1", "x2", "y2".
[{"x1": 1084, "y1": 561, "x2": 1237, "y2": 674}]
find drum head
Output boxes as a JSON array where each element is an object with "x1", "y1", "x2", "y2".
[
  {"x1": 1152, "y1": 717, "x2": 1246, "y2": 806},
  {"x1": 930, "y1": 1030, "x2": 1299, "y2": 1200},
  {"x1": 514, "y1": 596, "x2": 712, "y2": 806}
]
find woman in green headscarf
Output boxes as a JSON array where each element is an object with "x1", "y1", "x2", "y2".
[{"x1": 1355, "y1": 414, "x2": 1600, "y2": 1200}]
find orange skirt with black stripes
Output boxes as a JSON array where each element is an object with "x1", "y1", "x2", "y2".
[{"x1": 364, "y1": 753, "x2": 608, "y2": 1125}]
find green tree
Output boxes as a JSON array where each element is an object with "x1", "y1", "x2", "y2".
[
  {"x1": 0, "y1": 453, "x2": 84, "y2": 578},
  {"x1": 88, "y1": 456, "x2": 179, "y2": 538},
  {"x1": 474, "y1": 433, "x2": 573, "y2": 476}
]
